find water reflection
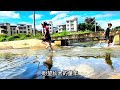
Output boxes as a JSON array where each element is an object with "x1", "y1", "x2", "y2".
[
  {"x1": 105, "y1": 53, "x2": 114, "y2": 70},
  {"x1": 43, "y1": 52, "x2": 55, "y2": 79},
  {"x1": 43, "y1": 52, "x2": 53, "y2": 71}
]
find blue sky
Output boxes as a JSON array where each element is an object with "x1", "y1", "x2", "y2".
[{"x1": 0, "y1": 11, "x2": 120, "y2": 30}]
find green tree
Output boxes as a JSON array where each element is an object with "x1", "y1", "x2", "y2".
[
  {"x1": 85, "y1": 17, "x2": 95, "y2": 24},
  {"x1": 114, "y1": 26, "x2": 120, "y2": 30}
]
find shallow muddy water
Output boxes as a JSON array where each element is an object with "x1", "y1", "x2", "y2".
[{"x1": 0, "y1": 42, "x2": 120, "y2": 79}]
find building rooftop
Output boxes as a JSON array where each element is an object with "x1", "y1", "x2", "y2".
[
  {"x1": 17, "y1": 24, "x2": 26, "y2": 25},
  {"x1": 58, "y1": 24, "x2": 66, "y2": 26},
  {"x1": 0, "y1": 23, "x2": 10, "y2": 26},
  {"x1": 27, "y1": 24, "x2": 32, "y2": 26},
  {"x1": 66, "y1": 17, "x2": 78, "y2": 22},
  {"x1": 10, "y1": 25, "x2": 17, "y2": 27}
]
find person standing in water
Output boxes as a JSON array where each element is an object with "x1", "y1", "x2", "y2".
[
  {"x1": 41, "y1": 22, "x2": 55, "y2": 52},
  {"x1": 104, "y1": 23, "x2": 112, "y2": 47}
]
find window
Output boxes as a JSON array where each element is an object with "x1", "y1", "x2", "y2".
[
  {"x1": 67, "y1": 21, "x2": 69, "y2": 23},
  {"x1": 13, "y1": 28, "x2": 15, "y2": 30},
  {"x1": 28, "y1": 26, "x2": 29, "y2": 28},
  {"x1": 20, "y1": 31, "x2": 22, "y2": 33},
  {"x1": 28, "y1": 29, "x2": 30, "y2": 31},
  {"x1": 71, "y1": 29, "x2": 74, "y2": 31},
  {"x1": 19, "y1": 27, "x2": 22, "y2": 29},
  {"x1": 17, "y1": 30, "x2": 18, "y2": 34},
  {"x1": 50, "y1": 27, "x2": 51, "y2": 29},
  {"x1": 24, "y1": 31, "x2": 26, "y2": 33}
]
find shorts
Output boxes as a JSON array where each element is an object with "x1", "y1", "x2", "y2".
[
  {"x1": 42, "y1": 36, "x2": 51, "y2": 42},
  {"x1": 105, "y1": 35, "x2": 109, "y2": 40}
]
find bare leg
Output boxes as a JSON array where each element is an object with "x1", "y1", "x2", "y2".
[
  {"x1": 41, "y1": 40, "x2": 47, "y2": 46},
  {"x1": 48, "y1": 41, "x2": 54, "y2": 51},
  {"x1": 108, "y1": 40, "x2": 110, "y2": 47}
]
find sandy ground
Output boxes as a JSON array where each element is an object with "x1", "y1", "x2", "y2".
[{"x1": 0, "y1": 39, "x2": 59, "y2": 50}]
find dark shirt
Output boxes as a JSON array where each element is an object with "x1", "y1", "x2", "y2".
[
  {"x1": 42, "y1": 24, "x2": 50, "y2": 37},
  {"x1": 44, "y1": 27, "x2": 50, "y2": 38},
  {"x1": 105, "y1": 28, "x2": 110, "y2": 36}
]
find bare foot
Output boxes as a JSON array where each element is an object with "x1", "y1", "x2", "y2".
[
  {"x1": 46, "y1": 45, "x2": 49, "y2": 49},
  {"x1": 52, "y1": 50, "x2": 56, "y2": 52}
]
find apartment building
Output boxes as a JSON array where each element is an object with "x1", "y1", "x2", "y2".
[
  {"x1": 17, "y1": 24, "x2": 33, "y2": 34},
  {"x1": 10, "y1": 25, "x2": 17, "y2": 35},
  {"x1": 58, "y1": 24, "x2": 66, "y2": 32},
  {"x1": 0, "y1": 23, "x2": 33, "y2": 36},
  {"x1": 53, "y1": 27, "x2": 58, "y2": 33},
  {"x1": 0, "y1": 23, "x2": 11, "y2": 35},
  {"x1": 66, "y1": 17, "x2": 78, "y2": 32},
  {"x1": 47, "y1": 21, "x2": 53, "y2": 34}
]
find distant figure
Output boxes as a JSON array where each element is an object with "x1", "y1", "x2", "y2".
[
  {"x1": 41, "y1": 22, "x2": 55, "y2": 52},
  {"x1": 104, "y1": 23, "x2": 112, "y2": 47},
  {"x1": 105, "y1": 53, "x2": 114, "y2": 70}
]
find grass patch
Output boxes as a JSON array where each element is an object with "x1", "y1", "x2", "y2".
[
  {"x1": 0, "y1": 32, "x2": 43, "y2": 42},
  {"x1": 52, "y1": 30, "x2": 92, "y2": 37}
]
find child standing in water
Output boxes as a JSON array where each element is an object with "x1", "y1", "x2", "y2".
[
  {"x1": 41, "y1": 22, "x2": 55, "y2": 52},
  {"x1": 104, "y1": 23, "x2": 112, "y2": 47}
]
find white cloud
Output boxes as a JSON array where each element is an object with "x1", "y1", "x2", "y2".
[
  {"x1": 52, "y1": 13, "x2": 68, "y2": 20},
  {"x1": 50, "y1": 11, "x2": 69, "y2": 15},
  {"x1": 0, "y1": 11, "x2": 20, "y2": 19},
  {"x1": 29, "y1": 14, "x2": 42, "y2": 19},
  {"x1": 98, "y1": 19, "x2": 120, "y2": 29},
  {"x1": 94, "y1": 13, "x2": 114, "y2": 19},
  {"x1": 52, "y1": 15, "x2": 81, "y2": 26},
  {"x1": 11, "y1": 23, "x2": 17, "y2": 26},
  {"x1": 36, "y1": 24, "x2": 42, "y2": 30},
  {"x1": 18, "y1": 22, "x2": 32, "y2": 25}
]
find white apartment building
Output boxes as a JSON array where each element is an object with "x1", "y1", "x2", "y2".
[
  {"x1": 0, "y1": 23, "x2": 11, "y2": 35},
  {"x1": 53, "y1": 27, "x2": 58, "y2": 33},
  {"x1": 17, "y1": 24, "x2": 33, "y2": 34},
  {"x1": 47, "y1": 21, "x2": 53, "y2": 34},
  {"x1": 58, "y1": 24, "x2": 66, "y2": 32},
  {"x1": 41, "y1": 21, "x2": 53, "y2": 34},
  {"x1": 66, "y1": 17, "x2": 78, "y2": 32},
  {"x1": 10, "y1": 26, "x2": 17, "y2": 35},
  {"x1": 0, "y1": 23, "x2": 33, "y2": 36}
]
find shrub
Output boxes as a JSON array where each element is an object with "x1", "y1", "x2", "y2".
[
  {"x1": 0, "y1": 37, "x2": 6, "y2": 42},
  {"x1": 26, "y1": 34, "x2": 31, "y2": 37},
  {"x1": 6, "y1": 36, "x2": 14, "y2": 41},
  {"x1": 13, "y1": 34, "x2": 20, "y2": 38},
  {"x1": 60, "y1": 30, "x2": 67, "y2": 36},
  {"x1": 20, "y1": 35, "x2": 26, "y2": 40},
  {"x1": 0, "y1": 34, "x2": 8, "y2": 37}
]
